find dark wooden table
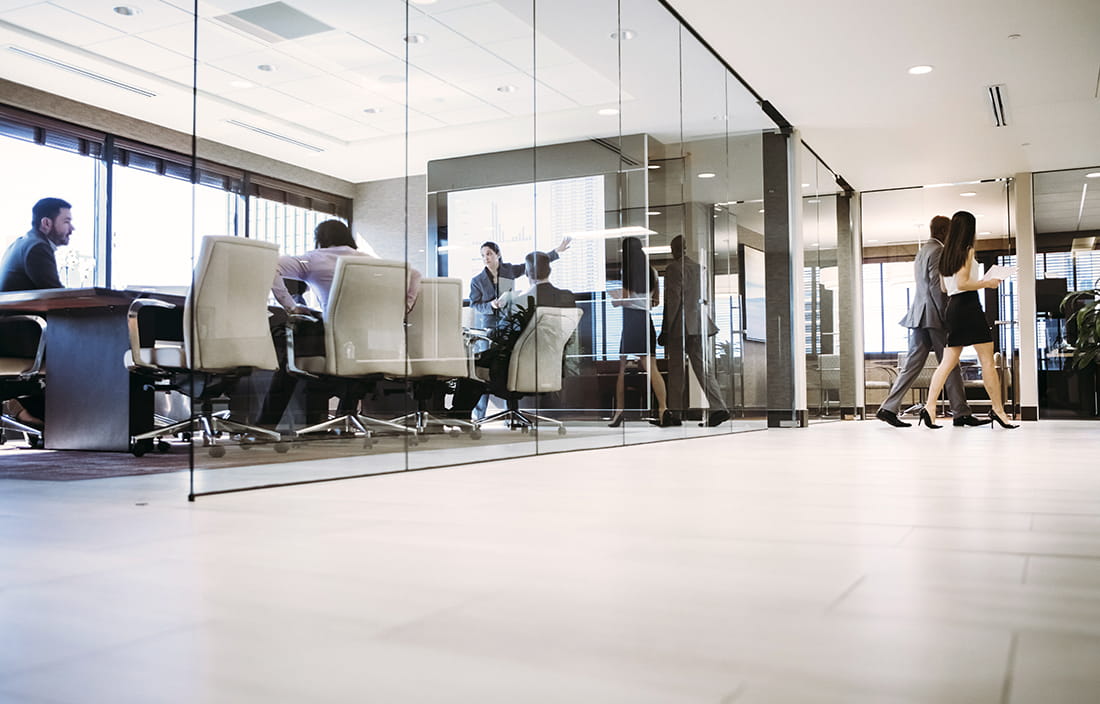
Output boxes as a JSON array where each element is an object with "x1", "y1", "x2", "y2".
[{"x1": 0, "y1": 287, "x2": 183, "y2": 451}]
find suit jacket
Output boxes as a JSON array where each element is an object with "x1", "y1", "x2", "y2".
[
  {"x1": 898, "y1": 239, "x2": 947, "y2": 330},
  {"x1": 0, "y1": 230, "x2": 62, "y2": 291},
  {"x1": 519, "y1": 281, "x2": 576, "y2": 310},
  {"x1": 468, "y1": 250, "x2": 560, "y2": 330},
  {"x1": 661, "y1": 254, "x2": 717, "y2": 338}
]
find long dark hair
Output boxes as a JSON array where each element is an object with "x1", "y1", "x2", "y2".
[
  {"x1": 621, "y1": 236, "x2": 648, "y2": 293},
  {"x1": 314, "y1": 220, "x2": 357, "y2": 249},
  {"x1": 939, "y1": 210, "x2": 976, "y2": 277}
]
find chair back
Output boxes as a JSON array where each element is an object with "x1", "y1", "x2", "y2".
[
  {"x1": 507, "y1": 306, "x2": 582, "y2": 394},
  {"x1": 184, "y1": 236, "x2": 279, "y2": 372},
  {"x1": 324, "y1": 257, "x2": 408, "y2": 377},
  {"x1": 406, "y1": 277, "x2": 467, "y2": 378}
]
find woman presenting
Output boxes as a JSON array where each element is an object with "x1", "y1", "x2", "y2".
[{"x1": 920, "y1": 211, "x2": 1018, "y2": 429}]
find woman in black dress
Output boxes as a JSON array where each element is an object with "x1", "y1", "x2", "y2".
[
  {"x1": 607, "y1": 236, "x2": 672, "y2": 427},
  {"x1": 921, "y1": 210, "x2": 1017, "y2": 429}
]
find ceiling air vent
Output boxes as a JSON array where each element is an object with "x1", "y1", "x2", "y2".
[
  {"x1": 987, "y1": 84, "x2": 1008, "y2": 127},
  {"x1": 215, "y1": 2, "x2": 333, "y2": 43},
  {"x1": 226, "y1": 120, "x2": 323, "y2": 153},
  {"x1": 7, "y1": 46, "x2": 156, "y2": 97}
]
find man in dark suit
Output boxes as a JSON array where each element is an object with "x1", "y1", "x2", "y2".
[
  {"x1": 1, "y1": 197, "x2": 73, "y2": 292},
  {"x1": 876, "y1": 215, "x2": 989, "y2": 427},
  {"x1": 659, "y1": 235, "x2": 729, "y2": 427},
  {"x1": 0, "y1": 197, "x2": 74, "y2": 427}
]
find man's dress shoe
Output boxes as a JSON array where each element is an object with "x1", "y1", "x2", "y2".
[
  {"x1": 953, "y1": 414, "x2": 993, "y2": 427},
  {"x1": 875, "y1": 408, "x2": 911, "y2": 428}
]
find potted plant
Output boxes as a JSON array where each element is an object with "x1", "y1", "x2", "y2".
[{"x1": 1061, "y1": 288, "x2": 1100, "y2": 369}]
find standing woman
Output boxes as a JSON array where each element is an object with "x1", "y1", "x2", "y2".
[
  {"x1": 920, "y1": 211, "x2": 1018, "y2": 429},
  {"x1": 608, "y1": 236, "x2": 672, "y2": 427}
]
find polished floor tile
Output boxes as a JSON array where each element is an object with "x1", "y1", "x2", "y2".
[{"x1": 1, "y1": 419, "x2": 1098, "y2": 702}]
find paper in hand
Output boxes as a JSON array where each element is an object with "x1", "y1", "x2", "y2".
[{"x1": 982, "y1": 264, "x2": 1016, "y2": 281}]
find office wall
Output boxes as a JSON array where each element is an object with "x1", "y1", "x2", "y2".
[{"x1": 353, "y1": 176, "x2": 428, "y2": 272}]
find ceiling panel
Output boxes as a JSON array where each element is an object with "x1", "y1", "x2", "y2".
[
  {"x1": 287, "y1": 31, "x2": 393, "y2": 72},
  {"x1": 52, "y1": 0, "x2": 194, "y2": 34},
  {"x1": 411, "y1": 45, "x2": 518, "y2": 84},
  {"x1": 533, "y1": 62, "x2": 620, "y2": 107},
  {"x1": 432, "y1": 2, "x2": 533, "y2": 44},
  {"x1": 1, "y1": 2, "x2": 123, "y2": 46},
  {"x1": 140, "y1": 18, "x2": 264, "y2": 62},
  {"x1": 84, "y1": 35, "x2": 194, "y2": 73}
]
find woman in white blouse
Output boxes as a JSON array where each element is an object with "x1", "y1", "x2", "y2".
[{"x1": 921, "y1": 210, "x2": 1017, "y2": 429}]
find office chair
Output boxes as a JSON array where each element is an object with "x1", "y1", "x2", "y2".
[
  {"x1": 394, "y1": 277, "x2": 477, "y2": 437},
  {"x1": 124, "y1": 235, "x2": 285, "y2": 457},
  {"x1": 475, "y1": 305, "x2": 582, "y2": 435},
  {"x1": 0, "y1": 314, "x2": 46, "y2": 449},
  {"x1": 288, "y1": 256, "x2": 417, "y2": 447}
]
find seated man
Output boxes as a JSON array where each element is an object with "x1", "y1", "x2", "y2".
[
  {"x1": 259, "y1": 220, "x2": 421, "y2": 431},
  {"x1": 449, "y1": 250, "x2": 576, "y2": 417}
]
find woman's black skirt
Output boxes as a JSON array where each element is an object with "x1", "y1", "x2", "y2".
[
  {"x1": 620, "y1": 307, "x2": 657, "y2": 355},
  {"x1": 946, "y1": 290, "x2": 993, "y2": 347}
]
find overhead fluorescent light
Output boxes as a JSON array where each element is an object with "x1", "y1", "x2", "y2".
[
  {"x1": 7, "y1": 46, "x2": 156, "y2": 97},
  {"x1": 960, "y1": 192, "x2": 977, "y2": 197},
  {"x1": 697, "y1": 172, "x2": 716, "y2": 179},
  {"x1": 908, "y1": 65, "x2": 933, "y2": 75},
  {"x1": 226, "y1": 120, "x2": 324, "y2": 152},
  {"x1": 564, "y1": 226, "x2": 655, "y2": 240},
  {"x1": 1086, "y1": 172, "x2": 1100, "y2": 179},
  {"x1": 642, "y1": 245, "x2": 671, "y2": 255}
]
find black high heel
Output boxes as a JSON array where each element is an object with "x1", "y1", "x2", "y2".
[
  {"x1": 988, "y1": 412, "x2": 1019, "y2": 429},
  {"x1": 918, "y1": 408, "x2": 942, "y2": 429},
  {"x1": 607, "y1": 412, "x2": 624, "y2": 428}
]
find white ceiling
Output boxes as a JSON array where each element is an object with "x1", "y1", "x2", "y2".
[{"x1": 0, "y1": 0, "x2": 1096, "y2": 244}]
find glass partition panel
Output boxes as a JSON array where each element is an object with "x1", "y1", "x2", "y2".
[{"x1": 861, "y1": 181, "x2": 1015, "y2": 426}]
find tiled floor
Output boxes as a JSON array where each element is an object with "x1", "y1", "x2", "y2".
[{"x1": 1, "y1": 419, "x2": 1099, "y2": 703}]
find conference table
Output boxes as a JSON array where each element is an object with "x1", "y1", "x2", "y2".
[{"x1": 0, "y1": 287, "x2": 183, "y2": 452}]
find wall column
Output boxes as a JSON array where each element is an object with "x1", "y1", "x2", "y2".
[
  {"x1": 836, "y1": 190, "x2": 865, "y2": 418},
  {"x1": 1013, "y1": 173, "x2": 1039, "y2": 421}
]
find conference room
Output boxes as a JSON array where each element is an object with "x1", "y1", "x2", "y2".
[{"x1": 0, "y1": 0, "x2": 790, "y2": 497}]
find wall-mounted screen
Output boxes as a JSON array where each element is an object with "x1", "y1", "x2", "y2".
[{"x1": 445, "y1": 175, "x2": 607, "y2": 296}]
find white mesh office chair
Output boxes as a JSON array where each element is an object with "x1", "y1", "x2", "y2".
[
  {"x1": 125, "y1": 236, "x2": 284, "y2": 457},
  {"x1": 395, "y1": 277, "x2": 477, "y2": 437},
  {"x1": 476, "y1": 305, "x2": 582, "y2": 435},
  {"x1": 0, "y1": 314, "x2": 46, "y2": 448},
  {"x1": 289, "y1": 256, "x2": 417, "y2": 446}
]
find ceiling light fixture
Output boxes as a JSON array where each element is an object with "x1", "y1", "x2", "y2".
[
  {"x1": 1086, "y1": 172, "x2": 1100, "y2": 178},
  {"x1": 647, "y1": 211, "x2": 661, "y2": 216},
  {"x1": 758, "y1": 209, "x2": 765, "y2": 214},
  {"x1": 908, "y1": 65, "x2": 933, "y2": 75},
  {"x1": 610, "y1": 29, "x2": 636, "y2": 40},
  {"x1": 564, "y1": 225, "x2": 655, "y2": 240},
  {"x1": 597, "y1": 107, "x2": 619, "y2": 116},
  {"x1": 697, "y1": 172, "x2": 716, "y2": 179},
  {"x1": 362, "y1": 107, "x2": 382, "y2": 114},
  {"x1": 112, "y1": 5, "x2": 141, "y2": 16},
  {"x1": 960, "y1": 192, "x2": 977, "y2": 197},
  {"x1": 404, "y1": 33, "x2": 428, "y2": 44},
  {"x1": 647, "y1": 164, "x2": 660, "y2": 169},
  {"x1": 807, "y1": 199, "x2": 821, "y2": 204},
  {"x1": 256, "y1": 64, "x2": 275, "y2": 72}
]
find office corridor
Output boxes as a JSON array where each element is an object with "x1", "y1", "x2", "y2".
[{"x1": 2, "y1": 420, "x2": 1099, "y2": 703}]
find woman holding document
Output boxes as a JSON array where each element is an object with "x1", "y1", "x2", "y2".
[{"x1": 920, "y1": 210, "x2": 1018, "y2": 429}]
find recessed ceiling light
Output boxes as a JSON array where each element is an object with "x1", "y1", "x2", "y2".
[
  {"x1": 698, "y1": 172, "x2": 716, "y2": 179},
  {"x1": 1086, "y1": 172, "x2": 1100, "y2": 178},
  {"x1": 960, "y1": 191, "x2": 977, "y2": 197},
  {"x1": 758, "y1": 209, "x2": 765, "y2": 214},
  {"x1": 908, "y1": 65, "x2": 934, "y2": 75},
  {"x1": 647, "y1": 164, "x2": 660, "y2": 170},
  {"x1": 647, "y1": 211, "x2": 661, "y2": 216},
  {"x1": 979, "y1": 231, "x2": 992, "y2": 235},
  {"x1": 496, "y1": 84, "x2": 517, "y2": 93},
  {"x1": 404, "y1": 33, "x2": 428, "y2": 44},
  {"x1": 610, "y1": 29, "x2": 637, "y2": 40},
  {"x1": 801, "y1": 183, "x2": 810, "y2": 188},
  {"x1": 230, "y1": 80, "x2": 254, "y2": 89},
  {"x1": 112, "y1": 5, "x2": 141, "y2": 16},
  {"x1": 256, "y1": 64, "x2": 275, "y2": 72},
  {"x1": 807, "y1": 199, "x2": 820, "y2": 204},
  {"x1": 362, "y1": 107, "x2": 382, "y2": 114},
  {"x1": 597, "y1": 107, "x2": 619, "y2": 116}
]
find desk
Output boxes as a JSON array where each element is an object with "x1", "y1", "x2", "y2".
[{"x1": 0, "y1": 287, "x2": 183, "y2": 451}]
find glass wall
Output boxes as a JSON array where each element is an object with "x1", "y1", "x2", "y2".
[
  {"x1": 0, "y1": 0, "x2": 781, "y2": 496},
  {"x1": 861, "y1": 182, "x2": 1015, "y2": 421}
]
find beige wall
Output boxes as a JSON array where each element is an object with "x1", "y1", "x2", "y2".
[{"x1": 352, "y1": 175, "x2": 428, "y2": 273}]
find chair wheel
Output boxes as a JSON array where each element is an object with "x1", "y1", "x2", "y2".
[
  {"x1": 469, "y1": 429, "x2": 482, "y2": 440},
  {"x1": 362, "y1": 436, "x2": 373, "y2": 449},
  {"x1": 130, "y1": 439, "x2": 152, "y2": 457},
  {"x1": 28, "y1": 434, "x2": 43, "y2": 449},
  {"x1": 156, "y1": 440, "x2": 171, "y2": 453},
  {"x1": 208, "y1": 445, "x2": 226, "y2": 458},
  {"x1": 273, "y1": 442, "x2": 290, "y2": 454},
  {"x1": 180, "y1": 432, "x2": 192, "y2": 442},
  {"x1": 449, "y1": 429, "x2": 461, "y2": 437},
  {"x1": 557, "y1": 426, "x2": 567, "y2": 436}
]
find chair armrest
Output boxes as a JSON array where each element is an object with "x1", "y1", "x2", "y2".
[
  {"x1": 285, "y1": 313, "x2": 321, "y2": 378},
  {"x1": 0, "y1": 314, "x2": 47, "y2": 378},
  {"x1": 126, "y1": 298, "x2": 178, "y2": 370}
]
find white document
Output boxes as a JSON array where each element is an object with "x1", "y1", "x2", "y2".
[{"x1": 982, "y1": 264, "x2": 1016, "y2": 281}]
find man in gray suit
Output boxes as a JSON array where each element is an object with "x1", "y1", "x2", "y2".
[
  {"x1": 876, "y1": 215, "x2": 989, "y2": 427},
  {"x1": 659, "y1": 235, "x2": 729, "y2": 427}
]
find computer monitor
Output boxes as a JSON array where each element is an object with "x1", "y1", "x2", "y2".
[{"x1": 1035, "y1": 278, "x2": 1068, "y2": 317}]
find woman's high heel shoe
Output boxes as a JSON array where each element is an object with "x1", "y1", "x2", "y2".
[
  {"x1": 988, "y1": 412, "x2": 1019, "y2": 429},
  {"x1": 607, "y1": 412, "x2": 624, "y2": 428},
  {"x1": 919, "y1": 408, "x2": 942, "y2": 429}
]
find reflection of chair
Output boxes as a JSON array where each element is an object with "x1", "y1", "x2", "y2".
[
  {"x1": 816, "y1": 353, "x2": 840, "y2": 416},
  {"x1": 476, "y1": 306, "x2": 582, "y2": 434},
  {"x1": 395, "y1": 277, "x2": 476, "y2": 436},
  {"x1": 290, "y1": 257, "x2": 416, "y2": 444},
  {"x1": 125, "y1": 236, "x2": 284, "y2": 457},
  {"x1": 0, "y1": 315, "x2": 46, "y2": 448}
]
